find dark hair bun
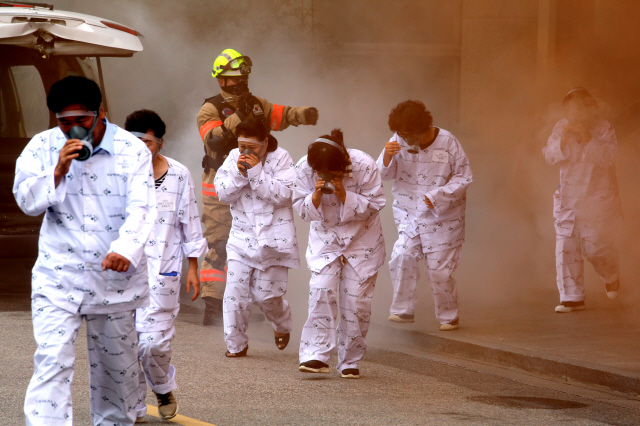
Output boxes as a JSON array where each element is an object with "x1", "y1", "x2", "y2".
[{"x1": 330, "y1": 128, "x2": 344, "y2": 143}]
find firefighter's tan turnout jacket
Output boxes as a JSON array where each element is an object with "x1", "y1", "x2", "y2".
[{"x1": 197, "y1": 88, "x2": 315, "y2": 190}]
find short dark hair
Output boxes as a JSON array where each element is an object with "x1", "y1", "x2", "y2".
[
  {"x1": 125, "y1": 109, "x2": 166, "y2": 138},
  {"x1": 563, "y1": 87, "x2": 598, "y2": 109},
  {"x1": 236, "y1": 118, "x2": 267, "y2": 141},
  {"x1": 47, "y1": 76, "x2": 102, "y2": 113},
  {"x1": 388, "y1": 100, "x2": 433, "y2": 134},
  {"x1": 236, "y1": 118, "x2": 278, "y2": 152},
  {"x1": 307, "y1": 128, "x2": 350, "y2": 172}
]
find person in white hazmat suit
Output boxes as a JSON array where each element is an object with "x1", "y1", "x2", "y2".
[
  {"x1": 293, "y1": 129, "x2": 386, "y2": 379},
  {"x1": 542, "y1": 88, "x2": 623, "y2": 313},
  {"x1": 213, "y1": 118, "x2": 299, "y2": 357},
  {"x1": 124, "y1": 110, "x2": 207, "y2": 421},
  {"x1": 377, "y1": 100, "x2": 472, "y2": 331},
  {"x1": 14, "y1": 76, "x2": 157, "y2": 426}
]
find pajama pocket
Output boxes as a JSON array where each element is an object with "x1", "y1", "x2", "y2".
[{"x1": 149, "y1": 274, "x2": 181, "y2": 311}]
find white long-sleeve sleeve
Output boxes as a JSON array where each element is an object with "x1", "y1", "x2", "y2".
[
  {"x1": 424, "y1": 141, "x2": 473, "y2": 218},
  {"x1": 340, "y1": 160, "x2": 386, "y2": 223},
  {"x1": 214, "y1": 149, "x2": 249, "y2": 204},
  {"x1": 109, "y1": 148, "x2": 156, "y2": 269},
  {"x1": 179, "y1": 166, "x2": 208, "y2": 259},
  {"x1": 13, "y1": 132, "x2": 68, "y2": 216},
  {"x1": 247, "y1": 152, "x2": 295, "y2": 207}
]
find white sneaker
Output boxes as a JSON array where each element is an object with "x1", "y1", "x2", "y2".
[
  {"x1": 606, "y1": 280, "x2": 620, "y2": 299},
  {"x1": 439, "y1": 319, "x2": 459, "y2": 331},
  {"x1": 555, "y1": 301, "x2": 586, "y2": 313}
]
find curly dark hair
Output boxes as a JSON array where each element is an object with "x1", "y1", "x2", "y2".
[
  {"x1": 125, "y1": 109, "x2": 166, "y2": 138},
  {"x1": 47, "y1": 76, "x2": 102, "y2": 113},
  {"x1": 307, "y1": 128, "x2": 350, "y2": 172},
  {"x1": 388, "y1": 100, "x2": 433, "y2": 134}
]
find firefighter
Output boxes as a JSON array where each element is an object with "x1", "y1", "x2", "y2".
[{"x1": 197, "y1": 48, "x2": 319, "y2": 325}]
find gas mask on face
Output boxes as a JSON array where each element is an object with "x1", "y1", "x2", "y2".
[
  {"x1": 401, "y1": 133, "x2": 421, "y2": 154},
  {"x1": 57, "y1": 110, "x2": 99, "y2": 161},
  {"x1": 237, "y1": 137, "x2": 265, "y2": 170},
  {"x1": 318, "y1": 172, "x2": 337, "y2": 194},
  {"x1": 310, "y1": 137, "x2": 352, "y2": 195}
]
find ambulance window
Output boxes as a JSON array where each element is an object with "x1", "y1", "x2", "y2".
[{"x1": 10, "y1": 66, "x2": 49, "y2": 138}]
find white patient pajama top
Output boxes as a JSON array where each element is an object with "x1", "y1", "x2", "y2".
[
  {"x1": 214, "y1": 146, "x2": 300, "y2": 270},
  {"x1": 376, "y1": 129, "x2": 472, "y2": 252},
  {"x1": 137, "y1": 157, "x2": 207, "y2": 331},
  {"x1": 542, "y1": 118, "x2": 623, "y2": 236},
  {"x1": 293, "y1": 149, "x2": 386, "y2": 280},
  {"x1": 13, "y1": 121, "x2": 156, "y2": 314}
]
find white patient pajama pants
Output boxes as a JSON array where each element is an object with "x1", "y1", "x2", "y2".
[
  {"x1": 223, "y1": 260, "x2": 292, "y2": 354},
  {"x1": 556, "y1": 222, "x2": 619, "y2": 302},
  {"x1": 389, "y1": 233, "x2": 461, "y2": 324},
  {"x1": 299, "y1": 257, "x2": 377, "y2": 373},
  {"x1": 134, "y1": 273, "x2": 181, "y2": 418},
  {"x1": 25, "y1": 296, "x2": 139, "y2": 426},
  {"x1": 135, "y1": 326, "x2": 177, "y2": 418}
]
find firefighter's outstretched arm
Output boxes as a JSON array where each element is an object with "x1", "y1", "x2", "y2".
[{"x1": 261, "y1": 98, "x2": 319, "y2": 132}]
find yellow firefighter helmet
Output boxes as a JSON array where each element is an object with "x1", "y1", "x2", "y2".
[{"x1": 212, "y1": 48, "x2": 253, "y2": 79}]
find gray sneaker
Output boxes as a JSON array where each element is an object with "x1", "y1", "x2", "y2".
[
  {"x1": 155, "y1": 391, "x2": 178, "y2": 420},
  {"x1": 388, "y1": 314, "x2": 415, "y2": 323}
]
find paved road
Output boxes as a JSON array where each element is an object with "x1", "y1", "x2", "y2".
[{"x1": 3, "y1": 300, "x2": 640, "y2": 426}]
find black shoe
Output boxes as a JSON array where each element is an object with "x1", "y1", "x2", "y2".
[
  {"x1": 341, "y1": 368, "x2": 360, "y2": 379},
  {"x1": 203, "y1": 297, "x2": 223, "y2": 326},
  {"x1": 299, "y1": 360, "x2": 330, "y2": 373}
]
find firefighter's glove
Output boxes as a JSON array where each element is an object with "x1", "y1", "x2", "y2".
[
  {"x1": 305, "y1": 107, "x2": 319, "y2": 125},
  {"x1": 235, "y1": 93, "x2": 253, "y2": 121}
]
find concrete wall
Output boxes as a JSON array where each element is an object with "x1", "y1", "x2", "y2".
[{"x1": 459, "y1": 0, "x2": 538, "y2": 137}]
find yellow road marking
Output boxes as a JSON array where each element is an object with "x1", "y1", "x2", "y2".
[{"x1": 146, "y1": 405, "x2": 217, "y2": 426}]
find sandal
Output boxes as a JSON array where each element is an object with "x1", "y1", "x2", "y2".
[
  {"x1": 274, "y1": 332, "x2": 290, "y2": 350},
  {"x1": 225, "y1": 345, "x2": 248, "y2": 358}
]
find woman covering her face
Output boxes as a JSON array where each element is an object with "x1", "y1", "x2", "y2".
[
  {"x1": 292, "y1": 128, "x2": 386, "y2": 379},
  {"x1": 543, "y1": 88, "x2": 623, "y2": 313}
]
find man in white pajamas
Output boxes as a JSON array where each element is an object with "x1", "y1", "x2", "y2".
[
  {"x1": 543, "y1": 88, "x2": 623, "y2": 312},
  {"x1": 378, "y1": 100, "x2": 473, "y2": 331},
  {"x1": 14, "y1": 76, "x2": 156, "y2": 426},
  {"x1": 213, "y1": 118, "x2": 299, "y2": 357},
  {"x1": 125, "y1": 110, "x2": 207, "y2": 421}
]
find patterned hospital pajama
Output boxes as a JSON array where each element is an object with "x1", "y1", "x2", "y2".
[
  {"x1": 299, "y1": 257, "x2": 377, "y2": 373},
  {"x1": 25, "y1": 296, "x2": 139, "y2": 426},
  {"x1": 223, "y1": 260, "x2": 292, "y2": 354},
  {"x1": 135, "y1": 326, "x2": 177, "y2": 418},
  {"x1": 389, "y1": 232, "x2": 461, "y2": 324},
  {"x1": 555, "y1": 222, "x2": 619, "y2": 302}
]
